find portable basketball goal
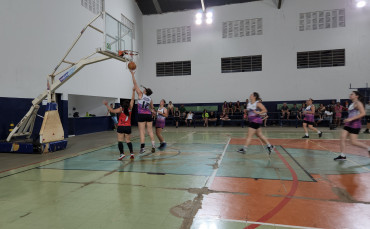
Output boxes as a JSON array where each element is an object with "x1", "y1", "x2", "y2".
[{"x1": 6, "y1": 12, "x2": 137, "y2": 153}]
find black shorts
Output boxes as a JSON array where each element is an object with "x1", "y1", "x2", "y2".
[
  {"x1": 249, "y1": 122, "x2": 261, "y2": 129},
  {"x1": 366, "y1": 115, "x2": 370, "y2": 123},
  {"x1": 343, "y1": 126, "x2": 360, "y2": 135},
  {"x1": 174, "y1": 117, "x2": 180, "y2": 121},
  {"x1": 303, "y1": 120, "x2": 314, "y2": 126},
  {"x1": 138, "y1": 114, "x2": 153, "y2": 122},
  {"x1": 117, "y1": 126, "x2": 131, "y2": 134}
]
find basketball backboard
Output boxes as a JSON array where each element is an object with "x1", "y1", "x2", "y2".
[{"x1": 103, "y1": 12, "x2": 133, "y2": 53}]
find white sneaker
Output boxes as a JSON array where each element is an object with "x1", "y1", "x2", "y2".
[{"x1": 118, "y1": 154, "x2": 125, "y2": 160}]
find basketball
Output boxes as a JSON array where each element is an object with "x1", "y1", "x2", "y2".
[{"x1": 128, "y1": 61, "x2": 136, "y2": 71}]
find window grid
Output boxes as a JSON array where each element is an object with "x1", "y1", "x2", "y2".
[
  {"x1": 221, "y1": 55, "x2": 262, "y2": 73},
  {"x1": 156, "y1": 61, "x2": 191, "y2": 77},
  {"x1": 297, "y1": 49, "x2": 345, "y2": 69}
]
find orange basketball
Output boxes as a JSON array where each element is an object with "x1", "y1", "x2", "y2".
[{"x1": 128, "y1": 61, "x2": 136, "y2": 71}]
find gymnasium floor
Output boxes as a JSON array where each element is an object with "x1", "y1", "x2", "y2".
[{"x1": 1, "y1": 127, "x2": 370, "y2": 229}]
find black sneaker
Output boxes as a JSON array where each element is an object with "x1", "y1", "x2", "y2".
[
  {"x1": 267, "y1": 145, "x2": 275, "y2": 155},
  {"x1": 318, "y1": 132, "x2": 323, "y2": 138},
  {"x1": 302, "y1": 135, "x2": 309, "y2": 138},
  {"x1": 334, "y1": 155, "x2": 347, "y2": 161},
  {"x1": 151, "y1": 147, "x2": 156, "y2": 153},
  {"x1": 237, "y1": 148, "x2": 246, "y2": 154}
]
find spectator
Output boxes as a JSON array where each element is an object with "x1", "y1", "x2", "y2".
[
  {"x1": 343, "y1": 100, "x2": 350, "y2": 119},
  {"x1": 167, "y1": 101, "x2": 174, "y2": 116},
  {"x1": 329, "y1": 100, "x2": 336, "y2": 117},
  {"x1": 234, "y1": 101, "x2": 242, "y2": 113},
  {"x1": 179, "y1": 105, "x2": 187, "y2": 118},
  {"x1": 185, "y1": 111, "x2": 193, "y2": 127},
  {"x1": 209, "y1": 111, "x2": 217, "y2": 124},
  {"x1": 281, "y1": 103, "x2": 290, "y2": 120},
  {"x1": 315, "y1": 104, "x2": 326, "y2": 126},
  {"x1": 202, "y1": 109, "x2": 209, "y2": 127},
  {"x1": 223, "y1": 101, "x2": 228, "y2": 114},
  {"x1": 220, "y1": 111, "x2": 230, "y2": 120},
  {"x1": 290, "y1": 104, "x2": 299, "y2": 120},
  {"x1": 324, "y1": 109, "x2": 334, "y2": 125},
  {"x1": 174, "y1": 107, "x2": 181, "y2": 128},
  {"x1": 107, "y1": 103, "x2": 118, "y2": 129},
  {"x1": 228, "y1": 102, "x2": 234, "y2": 115},
  {"x1": 334, "y1": 102, "x2": 343, "y2": 126},
  {"x1": 244, "y1": 99, "x2": 249, "y2": 110}
]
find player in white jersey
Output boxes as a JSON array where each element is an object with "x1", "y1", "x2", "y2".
[
  {"x1": 130, "y1": 71, "x2": 156, "y2": 154},
  {"x1": 155, "y1": 99, "x2": 168, "y2": 150}
]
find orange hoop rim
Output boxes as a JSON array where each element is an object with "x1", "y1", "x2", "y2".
[{"x1": 123, "y1": 50, "x2": 139, "y2": 56}]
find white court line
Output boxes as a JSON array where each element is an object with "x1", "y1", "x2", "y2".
[
  {"x1": 205, "y1": 138, "x2": 231, "y2": 188},
  {"x1": 194, "y1": 217, "x2": 321, "y2": 229}
]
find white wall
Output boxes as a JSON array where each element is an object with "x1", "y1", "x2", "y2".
[
  {"x1": 67, "y1": 94, "x2": 116, "y2": 117},
  {"x1": 141, "y1": 0, "x2": 370, "y2": 103},
  {"x1": 0, "y1": 0, "x2": 143, "y2": 100}
]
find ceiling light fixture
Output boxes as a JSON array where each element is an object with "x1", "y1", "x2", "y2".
[
  {"x1": 356, "y1": 0, "x2": 367, "y2": 8},
  {"x1": 195, "y1": 0, "x2": 213, "y2": 25}
]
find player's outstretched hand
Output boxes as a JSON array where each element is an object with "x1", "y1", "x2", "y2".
[{"x1": 103, "y1": 100, "x2": 108, "y2": 106}]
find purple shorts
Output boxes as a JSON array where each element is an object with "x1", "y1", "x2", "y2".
[{"x1": 156, "y1": 119, "x2": 165, "y2": 129}]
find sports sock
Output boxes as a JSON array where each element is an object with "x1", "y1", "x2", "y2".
[
  {"x1": 140, "y1": 143, "x2": 145, "y2": 149},
  {"x1": 317, "y1": 131, "x2": 321, "y2": 134},
  {"x1": 127, "y1": 142, "x2": 133, "y2": 153},
  {"x1": 118, "y1": 142, "x2": 124, "y2": 154},
  {"x1": 305, "y1": 133, "x2": 309, "y2": 136},
  {"x1": 152, "y1": 141, "x2": 155, "y2": 147},
  {"x1": 340, "y1": 153, "x2": 345, "y2": 157}
]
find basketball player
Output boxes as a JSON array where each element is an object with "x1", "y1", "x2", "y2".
[
  {"x1": 334, "y1": 91, "x2": 370, "y2": 160},
  {"x1": 302, "y1": 99, "x2": 323, "y2": 138},
  {"x1": 104, "y1": 88, "x2": 135, "y2": 160},
  {"x1": 237, "y1": 92, "x2": 274, "y2": 155},
  {"x1": 156, "y1": 99, "x2": 168, "y2": 150},
  {"x1": 130, "y1": 70, "x2": 156, "y2": 154}
]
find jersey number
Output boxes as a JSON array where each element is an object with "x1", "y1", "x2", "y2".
[{"x1": 142, "y1": 101, "x2": 150, "y2": 109}]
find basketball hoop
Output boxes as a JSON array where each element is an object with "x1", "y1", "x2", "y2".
[{"x1": 118, "y1": 50, "x2": 139, "y2": 70}]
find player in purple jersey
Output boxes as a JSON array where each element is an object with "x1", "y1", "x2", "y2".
[
  {"x1": 237, "y1": 92, "x2": 274, "y2": 155},
  {"x1": 130, "y1": 70, "x2": 156, "y2": 154},
  {"x1": 334, "y1": 91, "x2": 370, "y2": 160},
  {"x1": 302, "y1": 98, "x2": 323, "y2": 138}
]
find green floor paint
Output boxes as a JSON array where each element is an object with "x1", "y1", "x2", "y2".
[
  {"x1": 216, "y1": 145, "x2": 314, "y2": 181},
  {"x1": 1, "y1": 127, "x2": 369, "y2": 229}
]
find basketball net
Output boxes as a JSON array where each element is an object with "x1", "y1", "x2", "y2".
[{"x1": 118, "y1": 50, "x2": 139, "y2": 70}]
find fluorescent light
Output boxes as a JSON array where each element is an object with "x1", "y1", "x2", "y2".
[
  {"x1": 196, "y1": 19, "x2": 202, "y2": 25},
  {"x1": 196, "y1": 12, "x2": 203, "y2": 19},
  {"x1": 356, "y1": 0, "x2": 367, "y2": 7},
  {"x1": 206, "y1": 12, "x2": 213, "y2": 18},
  {"x1": 206, "y1": 18, "x2": 213, "y2": 24}
]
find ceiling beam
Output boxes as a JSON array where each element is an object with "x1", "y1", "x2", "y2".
[{"x1": 152, "y1": 0, "x2": 162, "y2": 14}]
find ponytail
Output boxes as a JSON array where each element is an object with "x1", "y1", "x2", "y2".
[{"x1": 122, "y1": 100, "x2": 130, "y2": 116}]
